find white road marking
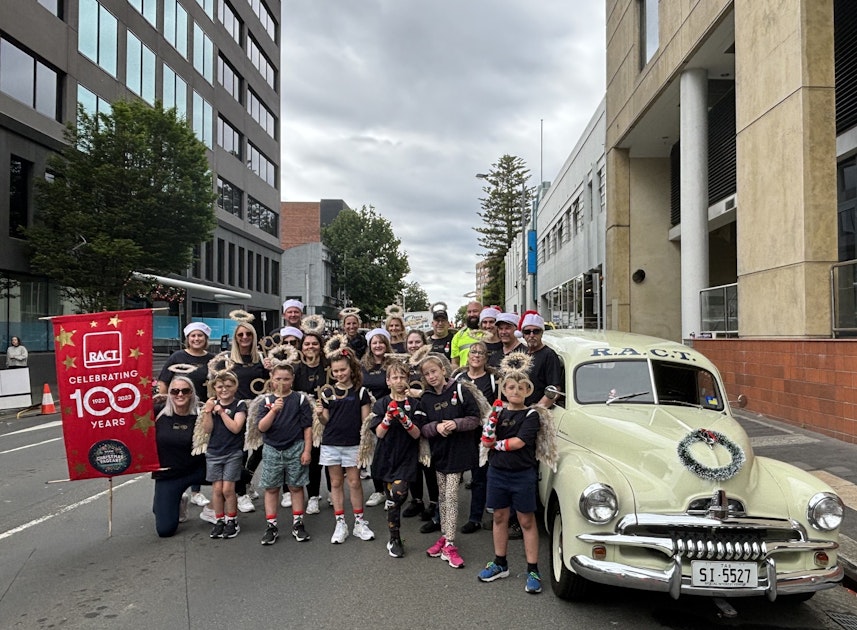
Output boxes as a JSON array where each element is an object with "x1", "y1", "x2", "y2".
[
  {"x1": 0, "y1": 475, "x2": 146, "y2": 541},
  {"x1": 749, "y1": 434, "x2": 818, "y2": 448},
  {"x1": 1, "y1": 420, "x2": 63, "y2": 437},
  {"x1": 0, "y1": 437, "x2": 62, "y2": 454}
]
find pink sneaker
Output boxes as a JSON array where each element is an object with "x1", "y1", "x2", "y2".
[
  {"x1": 441, "y1": 543, "x2": 464, "y2": 568},
  {"x1": 426, "y1": 536, "x2": 446, "y2": 557}
]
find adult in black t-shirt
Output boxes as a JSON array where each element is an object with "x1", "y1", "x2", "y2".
[
  {"x1": 157, "y1": 321, "x2": 215, "y2": 400},
  {"x1": 428, "y1": 309, "x2": 455, "y2": 359},
  {"x1": 152, "y1": 375, "x2": 207, "y2": 537},
  {"x1": 519, "y1": 312, "x2": 564, "y2": 407}
]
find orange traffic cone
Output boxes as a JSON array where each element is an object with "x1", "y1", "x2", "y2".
[{"x1": 41, "y1": 383, "x2": 57, "y2": 414}]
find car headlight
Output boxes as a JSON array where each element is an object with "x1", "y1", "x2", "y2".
[
  {"x1": 807, "y1": 492, "x2": 844, "y2": 531},
  {"x1": 579, "y1": 483, "x2": 618, "y2": 524}
]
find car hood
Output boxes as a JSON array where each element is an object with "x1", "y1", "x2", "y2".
[{"x1": 571, "y1": 404, "x2": 762, "y2": 513}]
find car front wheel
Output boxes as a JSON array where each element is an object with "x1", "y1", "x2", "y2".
[{"x1": 549, "y1": 504, "x2": 590, "y2": 600}]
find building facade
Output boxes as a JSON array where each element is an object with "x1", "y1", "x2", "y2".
[
  {"x1": 280, "y1": 199, "x2": 349, "y2": 324},
  {"x1": 534, "y1": 98, "x2": 606, "y2": 329},
  {"x1": 605, "y1": 0, "x2": 857, "y2": 442},
  {"x1": 0, "y1": 0, "x2": 282, "y2": 352}
]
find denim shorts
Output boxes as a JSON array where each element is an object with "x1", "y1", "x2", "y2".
[
  {"x1": 485, "y1": 466, "x2": 538, "y2": 514},
  {"x1": 260, "y1": 441, "x2": 309, "y2": 489},
  {"x1": 319, "y1": 444, "x2": 359, "y2": 468},
  {"x1": 205, "y1": 450, "x2": 244, "y2": 483}
]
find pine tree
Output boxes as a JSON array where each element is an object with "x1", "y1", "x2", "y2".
[{"x1": 473, "y1": 155, "x2": 532, "y2": 307}]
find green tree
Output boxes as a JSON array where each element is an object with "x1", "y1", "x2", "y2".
[
  {"x1": 402, "y1": 280, "x2": 430, "y2": 312},
  {"x1": 28, "y1": 100, "x2": 216, "y2": 313},
  {"x1": 322, "y1": 205, "x2": 410, "y2": 319},
  {"x1": 473, "y1": 155, "x2": 532, "y2": 307}
]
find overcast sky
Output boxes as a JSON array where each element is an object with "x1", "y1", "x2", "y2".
[{"x1": 280, "y1": 1, "x2": 606, "y2": 314}]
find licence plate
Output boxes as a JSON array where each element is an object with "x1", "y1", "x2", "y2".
[{"x1": 691, "y1": 561, "x2": 758, "y2": 588}]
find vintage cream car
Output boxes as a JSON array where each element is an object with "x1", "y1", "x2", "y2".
[{"x1": 539, "y1": 330, "x2": 844, "y2": 602}]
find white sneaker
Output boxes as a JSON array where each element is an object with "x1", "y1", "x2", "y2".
[
  {"x1": 359, "y1": 468, "x2": 371, "y2": 479},
  {"x1": 365, "y1": 492, "x2": 385, "y2": 507},
  {"x1": 306, "y1": 496, "x2": 320, "y2": 515},
  {"x1": 200, "y1": 506, "x2": 217, "y2": 524},
  {"x1": 189, "y1": 491, "x2": 210, "y2": 507},
  {"x1": 281, "y1": 492, "x2": 292, "y2": 508},
  {"x1": 353, "y1": 519, "x2": 375, "y2": 541},
  {"x1": 179, "y1": 493, "x2": 189, "y2": 523},
  {"x1": 331, "y1": 520, "x2": 349, "y2": 544},
  {"x1": 237, "y1": 494, "x2": 256, "y2": 513}
]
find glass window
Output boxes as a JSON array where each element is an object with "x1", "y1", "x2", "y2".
[
  {"x1": 217, "y1": 177, "x2": 242, "y2": 217},
  {"x1": 0, "y1": 39, "x2": 59, "y2": 120},
  {"x1": 246, "y1": 35, "x2": 276, "y2": 90},
  {"x1": 129, "y1": 0, "x2": 157, "y2": 26},
  {"x1": 246, "y1": 248, "x2": 254, "y2": 289},
  {"x1": 217, "y1": 54, "x2": 242, "y2": 104},
  {"x1": 193, "y1": 23, "x2": 214, "y2": 83},
  {"x1": 162, "y1": 64, "x2": 188, "y2": 120},
  {"x1": 78, "y1": 0, "x2": 117, "y2": 76},
  {"x1": 0, "y1": 39, "x2": 35, "y2": 106},
  {"x1": 195, "y1": 0, "x2": 215, "y2": 19},
  {"x1": 248, "y1": 0, "x2": 277, "y2": 42},
  {"x1": 217, "y1": 116, "x2": 242, "y2": 159},
  {"x1": 247, "y1": 88, "x2": 276, "y2": 139},
  {"x1": 35, "y1": 61, "x2": 58, "y2": 119},
  {"x1": 238, "y1": 246, "x2": 245, "y2": 288},
  {"x1": 9, "y1": 156, "x2": 31, "y2": 239},
  {"x1": 126, "y1": 32, "x2": 156, "y2": 104},
  {"x1": 164, "y1": 0, "x2": 188, "y2": 59},
  {"x1": 37, "y1": 0, "x2": 61, "y2": 16},
  {"x1": 192, "y1": 90, "x2": 213, "y2": 149},
  {"x1": 219, "y1": 0, "x2": 242, "y2": 44},
  {"x1": 247, "y1": 143, "x2": 276, "y2": 187},
  {"x1": 247, "y1": 196, "x2": 279, "y2": 237},
  {"x1": 639, "y1": 0, "x2": 659, "y2": 67}
]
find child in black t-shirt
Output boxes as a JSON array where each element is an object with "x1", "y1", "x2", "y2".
[
  {"x1": 477, "y1": 371, "x2": 544, "y2": 594},
  {"x1": 201, "y1": 371, "x2": 247, "y2": 539},
  {"x1": 369, "y1": 361, "x2": 422, "y2": 558},
  {"x1": 315, "y1": 347, "x2": 375, "y2": 544},
  {"x1": 256, "y1": 364, "x2": 314, "y2": 545}
]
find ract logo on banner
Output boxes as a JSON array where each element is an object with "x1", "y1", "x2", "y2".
[{"x1": 83, "y1": 331, "x2": 123, "y2": 368}]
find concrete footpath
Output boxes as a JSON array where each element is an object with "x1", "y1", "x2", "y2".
[{"x1": 734, "y1": 408, "x2": 857, "y2": 589}]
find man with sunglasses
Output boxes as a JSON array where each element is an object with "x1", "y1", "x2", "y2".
[
  {"x1": 518, "y1": 312, "x2": 564, "y2": 408},
  {"x1": 488, "y1": 313, "x2": 527, "y2": 369}
]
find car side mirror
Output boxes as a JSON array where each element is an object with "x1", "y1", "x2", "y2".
[{"x1": 731, "y1": 393, "x2": 747, "y2": 409}]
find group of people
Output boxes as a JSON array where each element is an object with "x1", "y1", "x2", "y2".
[{"x1": 152, "y1": 299, "x2": 563, "y2": 594}]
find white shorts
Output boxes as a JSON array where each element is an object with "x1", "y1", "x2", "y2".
[{"x1": 319, "y1": 444, "x2": 359, "y2": 468}]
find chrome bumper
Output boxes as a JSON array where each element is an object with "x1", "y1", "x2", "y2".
[{"x1": 570, "y1": 555, "x2": 844, "y2": 600}]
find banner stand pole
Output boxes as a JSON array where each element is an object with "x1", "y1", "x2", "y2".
[{"x1": 108, "y1": 477, "x2": 113, "y2": 538}]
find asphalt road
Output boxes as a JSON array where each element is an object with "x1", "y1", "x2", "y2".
[{"x1": 2, "y1": 411, "x2": 857, "y2": 630}]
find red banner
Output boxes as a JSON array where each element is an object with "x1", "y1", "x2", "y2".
[{"x1": 52, "y1": 309, "x2": 160, "y2": 480}]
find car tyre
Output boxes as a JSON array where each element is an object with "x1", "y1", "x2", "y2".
[{"x1": 549, "y1": 504, "x2": 590, "y2": 600}]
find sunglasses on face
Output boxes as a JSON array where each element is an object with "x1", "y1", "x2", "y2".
[
  {"x1": 522, "y1": 329, "x2": 542, "y2": 336},
  {"x1": 170, "y1": 388, "x2": 192, "y2": 395},
  {"x1": 285, "y1": 339, "x2": 300, "y2": 346},
  {"x1": 236, "y1": 332, "x2": 253, "y2": 338}
]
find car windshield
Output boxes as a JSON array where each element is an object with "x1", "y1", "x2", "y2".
[{"x1": 573, "y1": 359, "x2": 724, "y2": 410}]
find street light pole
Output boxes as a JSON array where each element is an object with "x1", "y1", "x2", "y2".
[{"x1": 520, "y1": 182, "x2": 528, "y2": 314}]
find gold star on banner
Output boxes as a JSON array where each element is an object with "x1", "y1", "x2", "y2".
[
  {"x1": 131, "y1": 411, "x2": 155, "y2": 436},
  {"x1": 108, "y1": 315, "x2": 122, "y2": 328},
  {"x1": 63, "y1": 405, "x2": 73, "y2": 415},
  {"x1": 63, "y1": 355, "x2": 77, "y2": 369},
  {"x1": 138, "y1": 375, "x2": 151, "y2": 388},
  {"x1": 129, "y1": 347, "x2": 142, "y2": 359},
  {"x1": 137, "y1": 329, "x2": 145, "y2": 336},
  {"x1": 90, "y1": 320, "x2": 98, "y2": 328},
  {"x1": 73, "y1": 461, "x2": 87, "y2": 475},
  {"x1": 55, "y1": 327, "x2": 75, "y2": 348}
]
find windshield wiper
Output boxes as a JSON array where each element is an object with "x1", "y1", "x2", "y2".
[{"x1": 606, "y1": 391, "x2": 649, "y2": 405}]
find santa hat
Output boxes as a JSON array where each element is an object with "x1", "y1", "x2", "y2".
[
  {"x1": 519, "y1": 310, "x2": 545, "y2": 331},
  {"x1": 282, "y1": 299, "x2": 304, "y2": 312},
  {"x1": 479, "y1": 307, "x2": 501, "y2": 323}
]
